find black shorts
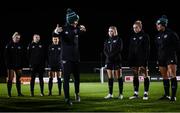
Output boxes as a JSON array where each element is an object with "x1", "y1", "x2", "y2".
[
  {"x1": 105, "y1": 63, "x2": 121, "y2": 70},
  {"x1": 7, "y1": 67, "x2": 22, "y2": 70},
  {"x1": 158, "y1": 58, "x2": 177, "y2": 67},
  {"x1": 7, "y1": 65, "x2": 22, "y2": 70},
  {"x1": 49, "y1": 66, "x2": 62, "y2": 71}
]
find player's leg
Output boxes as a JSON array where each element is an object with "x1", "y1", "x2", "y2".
[
  {"x1": 57, "y1": 70, "x2": 62, "y2": 96},
  {"x1": 48, "y1": 71, "x2": 54, "y2": 96},
  {"x1": 104, "y1": 64, "x2": 114, "y2": 99},
  {"x1": 39, "y1": 68, "x2": 44, "y2": 96},
  {"x1": 129, "y1": 67, "x2": 139, "y2": 99},
  {"x1": 168, "y1": 64, "x2": 177, "y2": 101},
  {"x1": 72, "y1": 62, "x2": 81, "y2": 102},
  {"x1": 15, "y1": 69, "x2": 24, "y2": 96},
  {"x1": 139, "y1": 66, "x2": 149, "y2": 100},
  {"x1": 115, "y1": 68, "x2": 123, "y2": 99},
  {"x1": 63, "y1": 61, "x2": 72, "y2": 106},
  {"x1": 30, "y1": 68, "x2": 36, "y2": 97},
  {"x1": 7, "y1": 69, "x2": 14, "y2": 97},
  {"x1": 159, "y1": 66, "x2": 170, "y2": 100}
]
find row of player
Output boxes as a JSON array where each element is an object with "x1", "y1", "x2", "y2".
[{"x1": 1, "y1": 8, "x2": 179, "y2": 106}]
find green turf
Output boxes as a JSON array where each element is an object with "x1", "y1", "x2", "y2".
[
  {"x1": 0, "y1": 82, "x2": 179, "y2": 112},
  {"x1": 79, "y1": 73, "x2": 100, "y2": 82}
]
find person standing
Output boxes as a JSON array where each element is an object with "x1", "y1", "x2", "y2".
[
  {"x1": 54, "y1": 8, "x2": 86, "y2": 106},
  {"x1": 27, "y1": 34, "x2": 46, "y2": 97},
  {"x1": 128, "y1": 20, "x2": 150, "y2": 100},
  {"x1": 4, "y1": 32, "x2": 24, "y2": 97},
  {"x1": 155, "y1": 15, "x2": 180, "y2": 101},
  {"x1": 47, "y1": 34, "x2": 62, "y2": 96},
  {"x1": 104, "y1": 26, "x2": 124, "y2": 99}
]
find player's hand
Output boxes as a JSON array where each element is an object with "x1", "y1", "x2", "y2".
[
  {"x1": 80, "y1": 25, "x2": 86, "y2": 32},
  {"x1": 54, "y1": 24, "x2": 63, "y2": 34}
]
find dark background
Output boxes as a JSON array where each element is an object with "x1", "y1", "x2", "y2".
[{"x1": 0, "y1": 1, "x2": 180, "y2": 74}]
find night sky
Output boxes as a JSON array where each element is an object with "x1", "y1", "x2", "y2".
[{"x1": 0, "y1": 1, "x2": 180, "y2": 65}]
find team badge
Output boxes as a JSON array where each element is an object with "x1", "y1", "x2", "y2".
[
  {"x1": 113, "y1": 40, "x2": 117, "y2": 43},
  {"x1": 164, "y1": 34, "x2": 168, "y2": 38},
  {"x1": 65, "y1": 31, "x2": 69, "y2": 34},
  {"x1": 75, "y1": 35, "x2": 79, "y2": 38},
  {"x1": 62, "y1": 60, "x2": 67, "y2": 64},
  {"x1": 39, "y1": 45, "x2": 42, "y2": 48},
  {"x1": 139, "y1": 36, "x2": 143, "y2": 40},
  {"x1": 18, "y1": 46, "x2": 21, "y2": 49}
]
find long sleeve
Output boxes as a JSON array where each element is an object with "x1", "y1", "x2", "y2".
[
  {"x1": 20, "y1": 44, "x2": 26, "y2": 67},
  {"x1": 128, "y1": 37, "x2": 133, "y2": 59},
  {"x1": 47, "y1": 45, "x2": 51, "y2": 66},
  {"x1": 103, "y1": 40, "x2": 109, "y2": 57},
  {"x1": 4, "y1": 44, "x2": 9, "y2": 66},
  {"x1": 144, "y1": 34, "x2": 150, "y2": 60},
  {"x1": 154, "y1": 35, "x2": 159, "y2": 61},
  {"x1": 27, "y1": 44, "x2": 31, "y2": 67},
  {"x1": 173, "y1": 32, "x2": 180, "y2": 53}
]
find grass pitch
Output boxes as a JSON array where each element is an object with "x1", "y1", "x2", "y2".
[{"x1": 0, "y1": 81, "x2": 180, "y2": 112}]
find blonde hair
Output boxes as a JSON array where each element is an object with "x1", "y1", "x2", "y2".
[
  {"x1": 12, "y1": 32, "x2": 20, "y2": 38},
  {"x1": 134, "y1": 20, "x2": 142, "y2": 29},
  {"x1": 109, "y1": 26, "x2": 118, "y2": 36}
]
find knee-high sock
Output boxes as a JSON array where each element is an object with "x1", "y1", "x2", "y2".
[
  {"x1": 48, "y1": 78, "x2": 53, "y2": 94},
  {"x1": 133, "y1": 76, "x2": 139, "y2": 92},
  {"x1": 30, "y1": 76, "x2": 35, "y2": 93},
  {"x1": 118, "y1": 77, "x2": 123, "y2": 95},
  {"x1": 73, "y1": 71, "x2": 80, "y2": 95},
  {"x1": 16, "y1": 76, "x2": 21, "y2": 94},
  {"x1": 144, "y1": 77, "x2": 150, "y2": 92},
  {"x1": 163, "y1": 79, "x2": 170, "y2": 96},
  {"x1": 57, "y1": 78, "x2": 62, "y2": 95},
  {"x1": 7, "y1": 80, "x2": 12, "y2": 96},
  {"x1": 39, "y1": 77, "x2": 44, "y2": 94},
  {"x1": 108, "y1": 78, "x2": 114, "y2": 95},
  {"x1": 171, "y1": 77, "x2": 177, "y2": 98}
]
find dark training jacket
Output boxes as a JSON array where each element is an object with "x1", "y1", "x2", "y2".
[
  {"x1": 4, "y1": 41, "x2": 24, "y2": 69},
  {"x1": 48, "y1": 44, "x2": 61, "y2": 68},
  {"x1": 27, "y1": 42, "x2": 46, "y2": 68},
  {"x1": 54, "y1": 24, "x2": 83, "y2": 62},
  {"x1": 104, "y1": 36, "x2": 123, "y2": 64},
  {"x1": 155, "y1": 28, "x2": 180, "y2": 61},
  {"x1": 128, "y1": 31, "x2": 150, "y2": 62}
]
